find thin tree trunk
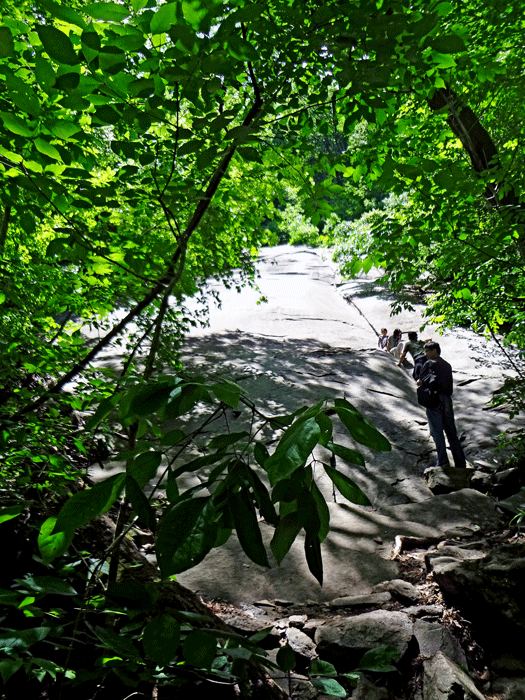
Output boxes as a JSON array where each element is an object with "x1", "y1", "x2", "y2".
[
  {"x1": 0, "y1": 204, "x2": 11, "y2": 255},
  {"x1": 428, "y1": 87, "x2": 525, "y2": 260}
]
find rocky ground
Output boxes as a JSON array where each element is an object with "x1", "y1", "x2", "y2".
[{"x1": 93, "y1": 246, "x2": 525, "y2": 699}]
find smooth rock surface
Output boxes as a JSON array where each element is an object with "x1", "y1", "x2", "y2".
[
  {"x1": 285, "y1": 627, "x2": 318, "y2": 659},
  {"x1": 330, "y1": 592, "x2": 392, "y2": 608},
  {"x1": 422, "y1": 652, "x2": 485, "y2": 700},
  {"x1": 428, "y1": 542, "x2": 525, "y2": 632},
  {"x1": 89, "y1": 246, "x2": 518, "y2": 604},
  {"x1": 414, "y1": 619, "x2": 467, "y2": 667},
  {"x1": 373, "y1": 579, "x2": 422, "y2": 604},
  {"x1": 315, "y1": 609, "x2": 413, "y2": 669}
]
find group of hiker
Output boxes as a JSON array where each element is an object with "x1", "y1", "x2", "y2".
[{"x1": 378, "y1": 328, "x2": 466, "y2": 470}]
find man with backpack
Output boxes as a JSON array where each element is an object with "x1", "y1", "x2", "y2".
[{"x1": 417, "y1": 341, "x2": 466, "y2": 469}]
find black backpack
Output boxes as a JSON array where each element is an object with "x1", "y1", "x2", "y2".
[{"x1": 417, "y1": 365, "x2": 440, "y2": 408}]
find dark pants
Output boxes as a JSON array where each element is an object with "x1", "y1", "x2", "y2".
[{"x1": 426, "y1": 395, "x2": 466, "y2": 468}]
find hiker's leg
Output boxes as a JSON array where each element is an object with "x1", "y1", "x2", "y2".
[
  {"x1": 442, "y1": 396, "x2": 466, "y2": 469},
  {"x1": 426, "y1": 405, "x2": 449, "y2": 467}
]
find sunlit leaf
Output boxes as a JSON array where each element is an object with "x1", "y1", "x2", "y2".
[
  {"x1": 54, "y1": 473, "x2": 126, "y2": 534},
  {"x1": 333, "y1": 399, "x2": 391, "y2": 451},
  {"x1": 323, "y1": 464, "x2": 370, "y2": 506},
  {"x1": 85, "y1": 2, "x2": 130, "y2": 22},
  {"x1": 265, "y1": 417, "x2": 321, "y2": 486},
  {"x1": 311, "y1": 677, "x2": 346, "y2": 696}
]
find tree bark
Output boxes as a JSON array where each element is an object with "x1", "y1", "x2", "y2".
[
  {"x1": 0, "y1": 204, "x2": 11, "y2": 256},
  {"x1": 428, "y1": 87, "x2": 525, "y2": 259}
]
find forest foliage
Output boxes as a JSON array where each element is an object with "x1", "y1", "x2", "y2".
[{"x1": 0, "y1": 0, "x2": 524, "y2": 696}]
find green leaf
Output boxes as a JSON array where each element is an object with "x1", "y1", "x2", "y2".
[
  {"x1": 326, "y1": 441, "x2": 365, "y2": 467},
  {"x1": 270, "y1": 511, "x2": 301, "y2": 565},
  {"x1": 323, "y1": 464, "x2": 370, "y2": 505},
  {"x1": 54, "y1": 473, "x2": 126, "y2": 534},
  {"x1": 181, "y1": 0, "x2": 209, "y2": 28},
  {"x1": 333, "y1": 399, "x2": 391, "y2": 451},
  {"x1": 0, "y1": 627, "x2": 51, "y2": 654},
  {"x1": 160, "y1": 428, "x2": 185, "y2": 446},
  {"x1": 238, "y1": 464, "x2": 278, "y2": 526},
  {"x1": 211, "y1": 380, "x2": 242, "y2": 408},
  {"x1": 129, "y1": 382, "x2": 173, "y2": 416},
  {"x1": 128, "y1": 451, "x2": 162, "y2": 488},
  {"x1": 0, "y1": 589, "x2": 21, "y2": 606},
  {"x1": 304, "y1": 532, "x2": 323, "y2": 585},
  {"x1": 55, "y1": 72, "x2": 81, "y2": 91},
  {"x1": 226, "y1": 36, "x2": 258, "y2": 62},
  {"x1": 38, "y1": 517, "x2": 72, "y2": 563},
  {"x1": 315, "y1": 412, "x2": 333, "y2": 446},
  {"x1": 106, "y1": 581, "x2": 157, "y2": 611},
  {"x1": 94, "y1": 105, "x2": 122, "y2": 124},
  {"x1": 309, "y1": 659, "x2": 338, "y2": 677},
  {"x1": 276, "y1": 643, "x2": 296, "y2": 672},
  {"x1": 434, "y1": 169, "x2": 456, "y2": 192},
  {"x1": 228, "y1": 490, "x2": 270, "y2": 567},
  {"x1": 253, "y1": 441, "x2": 270, "y2": 468},
  {"x1": 37, "y1": 26, "x2": 79, "y2": 66},
  {"x1": 311, "y1": 677, "x2": 347, "y2": 696},
  {"x1": 171, "y1": 452, "x2": 227, "y2": 479},
  {"x1": 38, "y1": 0, "x2": 87, "y2": 29},
  {"x1": 89, "y1": 624, "x2": 141, "y2": 659},
  {"x1": 162, "y1": 383, "x2": 207, "y2": 420},
  {"x1": 34, "y1": 138, "x2": 62, "y2": 161},
  {"x1": 126, "y1": 476, "x2": 156, "y2": 531},
  {"x1": 430, "y1": 51, "x2": 456, "y2": 68},
  {"x1": 1, "y1": 112, "x2": 33, "y2": 137},
  {"x1": 166, "y1": 466, "x2": 179, "y2": 503},
  {"x1": 0, "y1": 27, "x2": 15, "y2": 58},
  {"x1": 311, "y1": 482, "x2": 330, "y2": 542},
  {"x1": 265, "y1": 416, "x2": 321, "y2": 486},
  {"x1": 143, "y1": 614, "x2": 180, "y2": 666},
  {"x1": 85, "y1": 393, "x2": 122, "y2": 430},
  {"x1": 34, "y1": 54, "x2": 57, "y2": 90},
  {"x1": 430, "y1": 34, "x2": 465, "y2": 54},
  {"x1": 150, "y1": 2, "x2": 178, "y2": 33},
  {"x1": 17, "y1": 575, "x2": 77, "y2": 597},
  {"x1": 0, "y1": 658, "x2": 23, "y2": 684},
  {"x1": 297, "y1": 488, "x2": 321, "y2": 536},
  {"x1": 237, "y1": 146, "x2": 262, "y2": 164},
  {"x1": 157, "y1": 497, "x2": 217, "y2": 576},
  {"x1": 85, "y1": 2, "x2": 130, "y2": 22},
  {"x1": 208, "y1": 431, "x2": 249, "y2": 450},
  {"x1": 356, "y1": 645, "x2": 399, "y2": 671},
  {"x1": 0, "y1": 505, "x2": 23, "y2": 525},
  {"x1": 47, "y1": 119, "x2": 81, "y2": 140},
  {"x1": 7, "y1": 71, "x2": 40, "y2": 115},
  {"x1": 182, "y1": 630, "x2": 217, "y2": 669}
]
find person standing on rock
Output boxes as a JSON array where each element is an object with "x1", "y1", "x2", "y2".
[
  {"x1": 378, "y1": 328, "x2": 389, "y2": 350},
  {"x1": 397, "y1": 331, "x2": 431, "y2": 380},
  {"x1": 418, "y1": 341, "x2": 466, "y2": 469}
]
